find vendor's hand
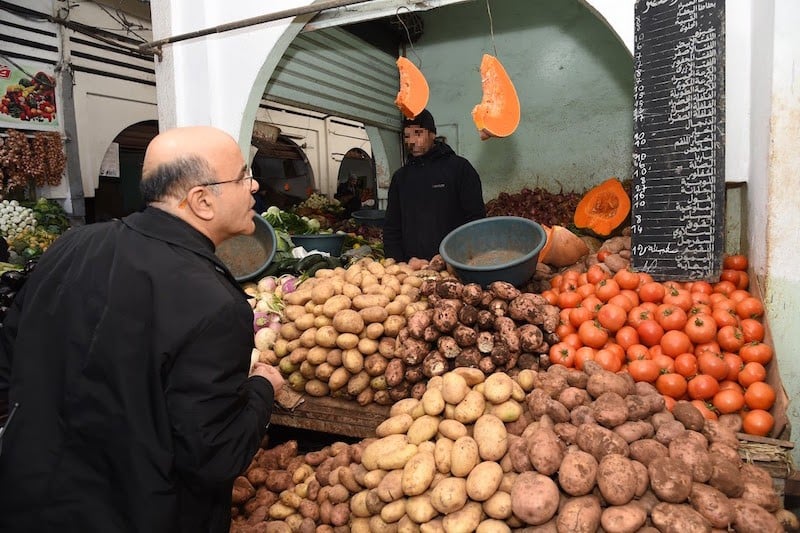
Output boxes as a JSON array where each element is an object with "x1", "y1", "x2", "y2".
[{"x1": 250, "y1": 362, "x2": 285, "y2": 392}]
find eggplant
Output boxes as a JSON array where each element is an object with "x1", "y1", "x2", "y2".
[{"x1": 0, "y1": 270, "x2": 26, "y2": 291}]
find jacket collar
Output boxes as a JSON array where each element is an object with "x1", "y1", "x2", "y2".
[
  {"x1": 406, "y1": 141, "x2": 455, "y2": 165},
  {"x1": 121, "y1": 207, "x2": 247, "y2": 294}
]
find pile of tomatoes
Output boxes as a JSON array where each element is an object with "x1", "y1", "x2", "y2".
[{"x1": 541, "y1": 254, "x2": 778, "y2": 437}]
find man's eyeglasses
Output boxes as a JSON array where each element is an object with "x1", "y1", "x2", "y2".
[{"x1": 199, "y1": 167, "x2": 254, "y2": 188}]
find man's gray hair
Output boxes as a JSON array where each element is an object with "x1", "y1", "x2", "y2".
[{"x1": 140, "y1": 155, "x2": 217, "y2": 203}]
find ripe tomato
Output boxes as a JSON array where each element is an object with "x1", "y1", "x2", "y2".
[
  {"x1": 744, "y1": 381, "x2": 776, "y2": 410},
  {"x1": 735, "y1": 296, "x2": 764, "y2": 320},
  {"x1": 569, "y1": 306, "x2": 594, "y2": 328},
  {"x1": 558, "y1": 290, "x2": 582, "y2": 309},
  {"x1": 627, "y1": 305, "x2": 654, "y2": 328},
  {"x1": 613, "y1": 269, "x2": 641, "y2": 290},
  {"x1": 723, "y1": 254, "x2": 749, "y2": 271},
  {"x1": 711, "y1": 308, "x2": 739, "y2": 329},
  {"x1": 712, "y1": 388, "x2": 745, "y2": 414},
  {"x1": 625, "y1": 343, "x2": 651, "y2": 362},
  {"x1": 742, "y1": 409, "x2": 774, "y2": 437},
  {"x1": 722, "y1": 352, "x2": 743, "y2": 382},
  {"x1": 615, "y1": 325, "x2": 640, "y2": 351},
  {"x1": 549, "y1": 342, "x2": 576, "y2": 368},
  {"x1": 595, "y1": 278, "x2": 621, "y2": 303},
  {"x1": 637, "y1": 319, "x2": 665, "y2": 347},
  {"x1": 684, "y1": 314, "x2": 717, "y2": 344},
  {"x1": 586, "y1": 264, "x2": 610, "y2": 284},
  {"x1": 578, "y1": 320, "x2": 609, "y2": 349},
  {"x1": 720, "y1": 268, "x2": 742, "y2": 285},
  {"x1": 663, "y1": 395, "x2": 676, "y2": 411},
  {"x1": 689, "y1": 303, "x2": 712, "y2": 317},
  {"x1": 690, "y1": 280, "x2": 714, "y2": 295},
  {"x1": 694, "y1": 340, "x2": 721, "y2": 358},
  {"x1": 674, "y1": 352, "x2": 698, "y2": 378},
  {"x1": 663, "y1": 287, "x2": 693, "y2": 311},
  {"x1": 738, "y1": 361, "x2": 767, "y2": 388},
  {"x1": 608, "y1": 293, "x2": 636, "y2": 313},
  {"x1": 716, "y1": 325, "x2": 745, "y2": 353},
  {"x1": 541, "y1": 290, "x2": 559, "y2": 305},
  {"x1": 729, "y1": 289, "x2": 750, "y2": 304},
  {"x1": 691, "y1": 400, "x2": 719, "y2": 421},
  {"x1": 639, "y1": 281, "x2": 666, "y2": 303},
  {"x1": 595, "y1": 348, "x2": 622, "y2": 372},
  {"x1": 660, "y1": 330, "x2": 693, "y2": 357},
  {"x1": 739, "y1": 341, "x2": 773, "y2": 365},
  {"x1": 656, "y1": 373, "x2": 687, "y2": 398},
  {"x1": 576, "y1": 282, "x2": 597, "y2": 299},
  {"x1": 628, "y1": 359, "x2": 660, "y2": 383},
  {"x1": 713, "y1": 280, "x2": 737, "y2": 296},
  {"x1": 656, "y1": 304, "x2": 688, "y2": 331},
  {"x1": 687, "y1": 374, "x2": 720, "y2": 400},
  {"x1": 555, "y1": 322, "x2": 575, "y2": 339},
  {"x1": 651, "y1": 353, "x2": 675, "y2": 374},
  {"x1": 561, "y1": 332, "x2": 583, "y2": 350},
  {"x1": 718, "y1": 380, "x2": 744, "y2": 393},
  {"x1": 597, "y1": 303, "x2": 627, "y2": 333},
  {"x1": 620, "y1": 289, "x2": 641, "y2": 308},
  {"x1": 580, "y1": 295, "x2": 603, "y2": 316},
  {"x1": 574, "y1": 346, "x2": 597, "y2": 370},
  {"x1": 740, "y1": 318, "x2": 765, "y2": 343},
  {"x1": 697, "y1": 352, "x2": 729, "y2": 381},
  {"x1": 691, "y1": 291, "x2": 711, "y2": 306}
]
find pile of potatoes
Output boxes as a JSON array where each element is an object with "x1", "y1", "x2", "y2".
[
  {"x1": 232, "y1": 362, "x2": 798, "y2": 533},
  {"x1": 262, "y1": 257, "x2": 452, "y2": 405}
]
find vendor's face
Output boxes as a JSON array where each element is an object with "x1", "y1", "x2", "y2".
[{"x1": 403, "y1": 126, "x2": 436, "y2": 157}]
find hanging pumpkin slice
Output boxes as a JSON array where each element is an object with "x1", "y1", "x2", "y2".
[
  {"x1": 395, "y1": 56, "x2": 429, "y2": 119},
  {"x1": 573, "y1": 177, "x2": 631, "y2": 237},
  {"x1": 471, "y1": 54, "x2": 521, "y2": 140}
]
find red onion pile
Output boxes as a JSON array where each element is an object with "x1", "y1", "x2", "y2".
[{"x1": 485, "y1": 187, "x2": 582, "y2": 228}]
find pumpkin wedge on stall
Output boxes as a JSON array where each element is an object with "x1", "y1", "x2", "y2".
[
  {"x1": 539, "y1": 225, "x2": 591, "y2": 267},
  {"x1": 395, "y1": 56, "x2": 429, "y2": 119},
  {"x1": 471, "y1": 54, "x2": 521, "y2": 140},
  {"x1": 573, "y1": 177, "x2": 631, "y2": 237}
]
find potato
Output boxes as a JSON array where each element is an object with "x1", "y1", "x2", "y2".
[
  {"x1": 323, "y1": 295, "x2": 352, "y2": 318},
  {"x1": 672, "y1": 400, "x2": 706, "y2": 431},
  {"x1": 511, "y1": 472, "x2": 559, "y2": 526},
  {"x1": 384, "y1": 315, "x2": 407, "y2": 337},
  {"x1": 558, "y1": 450, "x2": 598, "y2": 496},
  {"x1": 476, "y1": 519, "x2": 510, "y2": 533},
  {"x1": 592, "y1": 391, "x2": 629, "y2": 428},
  {"x1": 483, "y1": 372, "x2": 514, "y2": 404},
  {"x1": 454, "y1": 390, "x2": 485, "y2": 424},
  {"x1": 707, "y1": 455, "x2": 744, "y2": 498},
  {"x1": 651, "y1": 502, "x2": 712, "y2": 533},
  {"x1": 451, "y1": 366, "x2": 485, "y2": 386},
  {"x1": 402, "y1": 452, "x2": 436, "y2": 496},
  {"x1": 438, "y1": 419, "x2": 468, "y2": 441},
  {"x1": 628, "y1": 439, "x2": 668, "y2": 467},
  {"x1": 669, "y1": 434, "x2": 711, "y2": 483},
  {"x1": 648, "y1": 456, "x2": 693, "y2": 503},
  {"x1": 336, "y1": 332, "x2": 360, "y2": 350},
  {"x1": 353, "y1": 293, "x2": 390, "y2": 310},
  {"x1": 405, "y1": 494, "x2": 438, "y2": 524},
  {"x1": 557, "y1": 495, "x2": 602, "y2": 533},
  {"x1": 376, "y1": 414, "x2": 415, "y2": 437},
  {"x1": 614, "y1": 420, "x2": 654, "y2": 443},
  {"x1": 689, "y1": 483, "x2": 732, "y2": 528},
  {"x1": 294, "y1": 312, "x2": 317, "y2": 331},
  {"x1": 421, "y1": 387, "x2": 445, "y2": 416},
  {"x1": 442, "y1": 502, "x2": 482, "y2": 533},
  {"x1": 407, "y1": 415, "x2": 440, "y2": 445},
  {"x1": 482, "y1": 490, "x2": 512, "y2": 520},
  {"x1": 376, "y1": 470, "x2": 405, "y2": 503},
  {"x1": 472, "y1": 414, "x2": 508, "y2": 461},
  {"x1": 380, "y1": 499, "x2": 406, "y2": 523},
  {"x1": 586, "y1": 370, "x2": 631, "y2": 399},
  {"x1": 597, "y1": 454, "x2": 638, "y2": 506},
  {"x1": 575, "y1": 423, "x2": 629, "y2": 461},
  {"x1": 429, "y1": 477, "x2": 467, "y2": 514},
  {"x1": 332, "y1": 309, "x2": 365, "y2": 334},
  {"x1": 450, "y1": 436, "x2": 480, "y2": 478},
  {"x1": 362, "y1": 435, "x2": 409, "y2": 470},
  {"x1": 740, "y1": 480, "x2": 780, "y2": 512},
  {"x1": 599, "y1": 502, "x2": 647, "y2": 533},
  {"x1": 441, "y1": 372, "x2": 470, "y2": 404},
  {"x1": 466, "y1": 461, "x2": 503, "y2": 501},
  {"x1": 731, "y1": 499, "x2": 783, "y2": 533},
  {"x1": 526, "y1": 427, "x2": 564, "y2": 476}
]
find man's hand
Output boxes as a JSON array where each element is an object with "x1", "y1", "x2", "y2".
[{"x1": 250, "y1": 362, "x2": 285, "y2": 393}]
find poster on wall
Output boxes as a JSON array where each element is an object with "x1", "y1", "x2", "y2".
[{"x1": 0, "y1": 61, "x2": 58, "y2": 130}]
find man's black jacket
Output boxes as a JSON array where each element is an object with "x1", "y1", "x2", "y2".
[
  {"x1": 383, "y1": 141, "x2": 485, "y2": 261},
  {"x1": 0, "y1": 207, "x2": 274, "y2": 533}
]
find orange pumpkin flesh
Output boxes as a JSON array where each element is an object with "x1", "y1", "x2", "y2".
[
  {"x1": 395, "y1": 57, "x2": 429, "y2": 119},
  {"x1": 573, "y1": 178, "x2": 631, "y2": 237},
  {"x1": 540, "y1": 225, "x2": 590, "y2": 267},
  {"x1": 471, "y1": 54, "x2": 521, "y2": 140}
]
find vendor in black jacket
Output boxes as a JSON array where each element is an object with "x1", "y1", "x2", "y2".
[
  {"x1": 0, "y1": 126, "x2": 284, "y2": 533},
  {"x1": 383, "y1": 109, "x2": 486, "y2": 261}
]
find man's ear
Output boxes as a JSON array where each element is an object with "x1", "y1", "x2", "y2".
[{"x1": 185, "y1": 186, "x2": 215, "y2": 221}]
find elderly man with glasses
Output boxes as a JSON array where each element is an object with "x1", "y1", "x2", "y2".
[{"x1": 0, "y1": 126, "x2": 284, "y2": 533}]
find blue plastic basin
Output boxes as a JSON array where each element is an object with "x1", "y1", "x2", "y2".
[
  {"x1": 291, "y1": 233, "x2": 345, "y2": 256},
  {"x1": 215, "y1": 215, "x2": 277, "y2": 282},
  {"x1": 439, "y1": 216, "x2": 546, "y2": 287}
]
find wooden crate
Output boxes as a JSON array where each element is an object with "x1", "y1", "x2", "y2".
[
  {"x1": 738, "y1": 432, "x2": 795, "y2": 480},
  {"x1": 270, "y1": 396, "x2": 390, "y2": 439}
]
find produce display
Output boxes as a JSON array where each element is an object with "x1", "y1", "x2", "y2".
[
  {"x1": 0, "y1": 129, "x2": 65, "y2": 193},
  {"x1": 484, "y1": 187, "x2": 583, "y2": 229},
  {"x1": 2, "y1": 198, "x2": 70, "y2": 262},
  {"x1": 0, "y1": 199, "x2": 37, "y2": 241},
  {"x1": 230, "y1": 364, "x2": 796, "y2": 532},
  {"x1": 395, "y1": 56, "x2": 429, "y2": 120},
  {"x1": 471, "y1": 54, "x2": 521, "y2": 140}
]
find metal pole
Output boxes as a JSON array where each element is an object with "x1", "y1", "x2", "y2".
[{"x1": 139, "y1": 0, "x2": 376, "y2": 52}]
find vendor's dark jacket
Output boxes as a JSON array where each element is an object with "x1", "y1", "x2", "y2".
[
  {"x1": 0, "y1": 207, "x2": 274, "y2": 533},
  {"x1": 383, "y1": 141, "x2": 485, "y2": 261}
]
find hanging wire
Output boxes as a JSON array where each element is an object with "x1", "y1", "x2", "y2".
[
  {"x1": 485, "y1": 0, "x2": 498, "y2": 57},
  {"x1": 395, "y1": 7, "x2": 422, "y2": 67}
]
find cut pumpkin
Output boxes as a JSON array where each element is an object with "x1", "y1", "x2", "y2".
[
  {"x1": 471, "y1": 54, "x2": 521, "y2": 140},
  {"x1": 539, "y1": 225, "x2": 590, "y2": 267},
  {"x1": 573, "y1": 178, "x2": 631, "y2": 237},
  {"x1": 395, "y1": 56, "x2": 429, "y2": 119}
]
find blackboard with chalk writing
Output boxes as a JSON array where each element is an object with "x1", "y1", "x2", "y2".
[{"x1": 631, "y1": 0, "x2": 725, "y2": 280}]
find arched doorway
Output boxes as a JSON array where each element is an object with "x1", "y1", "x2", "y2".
[
  {"x1": 87, "y1": 120, "x2": 158, "y2": 223},
  {"x1": 335, "y1": 147, "x2": 376, "y2": 210},
  {"x1": 250, "y1": 134, "x2": 315, "y2": 212}
]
